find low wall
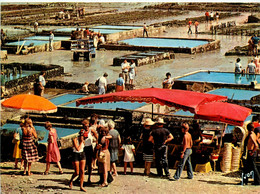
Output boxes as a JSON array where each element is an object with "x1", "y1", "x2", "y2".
[
  {"x1": 46, "y1": 80, "x2": 134, "y2": 94},
  {"x1": 101, "y1": 37, "x2": 220, "y2": 54},
  {"x1": 113, "y1": 51, "x2": 175, "y2": 66},
  {"x1": 2, "y1": 41, "x2": 61, "y2": 54}
]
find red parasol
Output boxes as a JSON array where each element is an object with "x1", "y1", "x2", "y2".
[
  {"x1": 194, "y1": 101, "x2": 252, "y2": 126},
  {"x1": 76, "y1": 88, "x2": 227, "y2": 113},
  {"x1": 1, "y1": 94, "x2": 57, "y2": 114}
]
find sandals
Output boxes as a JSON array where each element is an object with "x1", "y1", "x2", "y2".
[{"x1": 100, "y1": 182, "x2": 108, "y2": 187}]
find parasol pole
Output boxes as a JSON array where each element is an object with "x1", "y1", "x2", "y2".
[
  {"x1": 218, "y1": 123, "x2": 228, "y2": 154},
  {"x1": 152, "y1": 103, "x2": 154, "y2": 120}
]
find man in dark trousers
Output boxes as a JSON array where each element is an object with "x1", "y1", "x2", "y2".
[
  {"x1": 173, "y1": 122, "x2": 193, "y2": 180},
  {"x1": 242, "y1": 123, "x2": 260, "y2": 185},
  {"x1": 149, "y1": 118, "x2": 173, "y2": 179}
]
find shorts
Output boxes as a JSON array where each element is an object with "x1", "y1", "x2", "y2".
[
  {"x1": 73, "y1": 152, "x2": 86, "y2": 162},
  {"x1": 143, "y1": 153, "x2": 153, "y2": 162}
]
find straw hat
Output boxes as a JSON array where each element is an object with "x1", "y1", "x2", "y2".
[
  {"x1": 157, "y1": 118, "x2": 165, "y2": 124},
  {"x1": 143, "y1": 118, "x2": 155, "y2": 126}
]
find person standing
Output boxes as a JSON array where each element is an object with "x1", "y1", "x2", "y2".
[
  {"x1": 121, "y1": 60, "x2": 130, "y2": 84},
  {"x1": 143, "y1": 23, "x2": 148, "y2": 37},
  {"x1": 34, "y1": 21, "x2": 38, "y2": 33},
  {"x1": 243, "y1": 123, "x2": 260, "y2": 185},
  {"x1": 69, "y1": 132, "x2": 87, "y2": 192},
  {"x1": 82, "y1": 119, "x2": 98, "y2": 184},
  {"x1": 194, "y1": 21, "x2": 199, "y2": 34},
  {"x1": 210, "y1": 12, "x2": 214, "y2": 23},
  {"x1": 246, "y1": 60, "x2": 256, "y2": 74},
  {"x1": 129, "y1": 60, "x2": 137, "y2": 85},
  {"x1": 115, "y1": 73, "x2": 125, "y2": 92},
  {"x1": 121, "y1": 137, "x2": 135, "y2": 175},
  {"x1": 43, "y1": 121, "x2": 63, "y2": 175},
  {"x1": 149, "y1": 118, "x2": 173, "y2": 179},
  {"x1": 108, "y1": 120, "x2": 121, "y2": 176},
  {"x1": 215, "y1": 12, "x2": 220, "y2": 23},
  {"x1": 173, "y1": 123, "x2": 193, "y2": 180},
  {"x1": 187, "y1": 20, "x2": 192, "y2": 34},
  {"x1": 39, "y1": 71, "x2": 46, "y2": 97},
  {"x1": 33, "y1": 79, "x2": 42, "y2": 96},
  {"x1": 205, "y1": 11, "x2": 210, "y2": 23},
  {"x1": 97, "y1": 127, "x2": 112, "y2": 187},
  {"x1": 162, "y1": 72, "x2": 174, "y2": 89},
  {"x1": 49, "y1": 31, "x2": 54, "y2": 52},
  {"x1": 98, "y1": 73, "x2": 108, "y2": 95},
  {"x1": 140, "y1": 118, "x2": 155, "y2": 176},
  {"x1": 251, "y1": 34, "x2": 260, "y2": 56},
  {"x1": 13, "y1": 121, "x2": 24, "y2": 169},
  {"x1": 21, "y1": 118, "x2": 39, "y2": 176}
]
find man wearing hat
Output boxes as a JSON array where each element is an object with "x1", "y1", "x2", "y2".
[
  {"x1": 140, "y1": 118, "x2": 155, "y2": 176},
  {"x1": 149, "y1": 118, "x2": 173, "y2": 179}
]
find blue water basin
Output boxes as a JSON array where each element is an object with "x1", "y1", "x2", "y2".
[
  {"x1": 1, "y1": 70, "x2": 40, "y2": 84},
  {"x1": 1, "y1": 123, "x2": 80, "y2": 143},
  {"x1": 177, "y1": 72, "x2": 260, "y2": 85},
  {"x1": 5, "y1": 40, "x2": 53, "y2": 46},
  {"x1": 65, "y1": 101, "x2": 146, "y2": 110},
  {"x1": 49, "y1": 94, "x2": 87, "y2": 106},
  {"x1": 92, "y1": 25, "x2": 142, "y2": 30},
  {"x1": 119, "y1": 38, "x2": 209, "y2": 48},
  {"x1": 208, "y1": 88, "x2": 260, "y2": 101},
  {"x1": 24, "y1": 36, "x2": 70, "y2": 41},
  {"x1": 54, "y1": 28, "x2": 125, "y2": 34}
]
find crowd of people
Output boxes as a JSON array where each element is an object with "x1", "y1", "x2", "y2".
[
  {"x1": 71, "y1": 28, "x2": 105, "y2": 47},
  {"x1": 12, "y1": 113, "x2": 260, "y2": 191}
]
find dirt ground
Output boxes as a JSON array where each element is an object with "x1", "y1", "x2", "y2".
[{"x1": 1, "y1": 161, "x2": 259, "y2": 194}]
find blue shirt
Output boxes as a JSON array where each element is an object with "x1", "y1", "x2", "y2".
[
  {"x1": 116, "y1": 77, "x2": 124, "y2": 86},
  {"x1": 252, "y1": 36, "x2": 260, "y2": 44}
]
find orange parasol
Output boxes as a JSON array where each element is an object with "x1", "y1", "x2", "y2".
[{"x1": 1, "y1": 94, "x2": 57, "y2": 114}]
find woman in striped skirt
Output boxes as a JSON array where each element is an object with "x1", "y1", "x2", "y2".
[{"x1": 21, "y1": 118, "x2": 39, "y2": 176}]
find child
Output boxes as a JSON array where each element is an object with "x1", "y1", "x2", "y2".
[
  {"x1": 82, "y1": 81, "x2": 89, "y2": 93},
  {"x1": 121, "y1": 137, "x2": 135, "y2": 175}
]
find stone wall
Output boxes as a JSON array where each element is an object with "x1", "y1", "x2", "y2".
[{"x1": 46, "y1": 80, "x2": 134, "y2": 93}]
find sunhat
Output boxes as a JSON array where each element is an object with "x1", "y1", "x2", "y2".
[
  {"x1": 143, "y1": 118, "x2": 155, "y2": 126},
  {"x1": 157, "y1": 118, "x2": 165, "y2": 124}
]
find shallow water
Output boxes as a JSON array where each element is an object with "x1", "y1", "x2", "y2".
[
  {"x1": 208, "y1": 88, "x2": 260, "y2": 101},
  {"x1": 1, "y1": 70, "x2": 40, "y2": 84},
  {"x1": 119, "y1": 37, "x2": 209, "y2": 48},
  {"x1": 177, "y1": 71, "x2": 260, "y2": 85}
]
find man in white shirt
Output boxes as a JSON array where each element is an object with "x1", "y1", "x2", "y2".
[
  {"x1": 234, "y1": 58, "x2": 245, "y2": 74},
  {"x1": 49, "y1": 31, "x2": 54, "y2": 52},
  {"x1": 247, "y1": 60, "x2": 256, "y2": 74},
  {"x1": 98, "y1": 73, "x2": 108, "y2": 94},
  {"x1": 121, "y1": 60, "x2": 130, "y2": 84},
  {"x1": 39, "y1": 71, "x2": 46, "y2": 96}
]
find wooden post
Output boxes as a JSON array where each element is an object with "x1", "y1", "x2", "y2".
[{"x1": 218, "y1": 123, "x2": 228, "y2": 154}]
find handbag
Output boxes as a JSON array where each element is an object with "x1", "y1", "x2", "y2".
[
  {"x1": 19, "y1": 140, "x2": 23, "y2": 149},
  {"x1": 33, "y1": 139, "x2": 39, "y2": 147},
  {"x1": 56, "y1": 132, "x2": 62, "y2": 148},
  {"x1": 97, "y1": 150, "x2": 106, "y2": 163},
  {"x1": 57, "y1": 140, "x2": 62, "y2": 148}
]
